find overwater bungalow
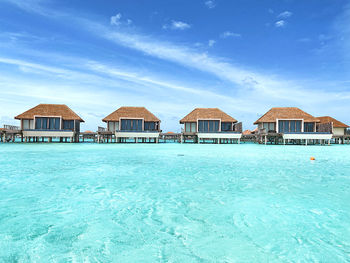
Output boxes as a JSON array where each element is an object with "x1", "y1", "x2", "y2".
[
  {"x1": 317, "y1": 116, "x2": 349, "y2": 136},
  {"x1": 254, "y1": 107, "x2": 332, "y2": 145},
  {"x1": 179, "y1": 108, "x2": 242, "y2": 144},
  {"x1": 102, "y1": 107, "x2": 161, "y2": 143},
  {"x1": 317, "y1": 116, "x2": 350, "y2": 144},
  {"x1": 15, "y1": 104, "x2": 84, "y2": 142}
]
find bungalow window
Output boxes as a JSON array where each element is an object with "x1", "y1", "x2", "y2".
[
  {"x1": 63, "y1": 120, "x2": 74, "y2": 130},
  {"x1": 121, "y1": 119, "x2": 142, "y2": 131},
  {"x1": 23, "y1": 120, "x2": 30, "y2": 130},
  {"x1": 144, "y1": 122, "x2": 156, "y2": 131},
  {"x1": 278, "y1": 120, "x2": 302, "y2": 133},
  {"x1": 198, "y1": 120, "x2": 219, "y2": 132},
  {"x1": 263, "y1": 123, "x2": 276, "y2": 132},
  {"x1": 304, "y1": 122, "x2": 314, "y2": 133},
  {"x1": 35, "y1": 118, "x2": 41, "y2": 129},
  {"x1": 185, "y1": 122, "x2": 196, "y2": 132},
  {"x1": 108, "y1": 122, "x2": 116, "y2": 132},
  {"x1": 49, "y1": 118, "x2": 60, "y2": 130},
  {"x1": 191, "y1": 123, "x2": 196, "y2": 132},
  {"x1": 35, "y1": 117, "x2": 61, "y2": 130},
  {"x1": 221, "y1": 122, "x2": 232, "y2": 131}
]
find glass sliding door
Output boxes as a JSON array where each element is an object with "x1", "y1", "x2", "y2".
[
  {"x1": 35, "y1": 118, "x2": 42, "y2": 129},
  {"x1": 296, "y1": 121, "x2": 301, "y2": 132},
  {"x1": 121, "y1": 120, "x2": 127, "y2": 131},
  {"x1": 49, "y1": 118, "x2": 55, "y2": 130},
  {"x1": 136, "y1": 120, "x2": 142, "y2": 131},
  {"x1": 63, "y1": 120, "x2": 74, "y2": 130},
  {"x1": 221, "y1": 122, "x2": 232, "y2": 131},
  {"x1": 198, "y1": 121, "x2": 204, "y2": 132},
  {"x1": 144, "y1": 122, "x2": 156, "y2": 131},
  {"x1": 214, "y1": 121, "x2": 219, "y2": 132},
  {"x1": 304, "y1": 122, "x2": 314, "y2": 132},
  {"x1": 49, "y1": 118, "x2": 60, "y2": 130},
  {"x1": 278, "y1": 120, "x2": 302, "y2": 133},
  {"x1": 120, "y1": 119, "x2": 143, "y2": 131},
  {"x1": 290, "y1": 120, "x2": 296, "y2": 133},
  {"x1": 198, "y1": 120, "x2": 220, "y2": 132},
  {"x1": 35, "y1": 117, "x2": 61, "y2": 130}
]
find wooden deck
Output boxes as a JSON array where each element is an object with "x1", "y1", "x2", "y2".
[{"x1": 0, "y1": 125, "x2": 22, "y2": 142}]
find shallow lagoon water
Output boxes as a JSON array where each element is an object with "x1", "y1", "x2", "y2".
[{"x1": 0, "y1": 143, "x2": 350, "y2": 262}]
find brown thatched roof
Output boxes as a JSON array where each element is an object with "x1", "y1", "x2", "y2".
[
  {"x1": 15, "y1": 104, "x2": 84, "y2": 122},
  {"x1": 317, "y1": 116, "x2": 349, "y2": 128},
  {"x1": 180, "y1": 108, "x2": 237, "y2": 123},
  {"x1": 102, "y1": 107, "x2": 160, "y2": 122},
  {"x1": 254, "y1": 107, "x2": 319, "y2": 124}
]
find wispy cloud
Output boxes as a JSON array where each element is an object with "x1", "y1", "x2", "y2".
[
  {"x1": 110, "y1": 13, "x2": 122, "y2": 26},
  {"x1": 163, "y1": 20, "x2": 191, "y2": 30},
  {"x1": 204, "y1": 0, "x2": 216, "y2": 9},
  {"x1": 1, "y1": 0, "x2": 53, "y2": 16},
  {"x1": 274, "y1": 11, "x2": 292, "y2": 28},
  {"x1": 277, "y1": 11, "x2": 293, "y2": 19},
  {"x1": 0, "y1": 54, "x2": 260, "y2": 130},
  {"x1": 110, "y1": 13, "x2": 132, "y2": 26},
  {"x1": 4, "y1": 1, "x2": 346, "y2": 106},
  {"x1": 220, "y1": 31, "x2": 241, "y2": 39},
  {"x1": 275, "y1": 20, "x2": 286, "y2": 28},
  {"x1": 100, "y1": 28, "x2": 350, "y2": 105},
  {"x1": 208, "y1": 39, "x2": 216, "y2": 47},
  {"x1": 2, "y1": 0, "x2": 350, "y2": 130}
]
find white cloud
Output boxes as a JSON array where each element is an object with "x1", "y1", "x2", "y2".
[
  {"x1": 268, "y1": 8, "x2": 274, "y2": 14},
  {"x1": 163, "y1": 20, "x2": 191, "y2": 30},
  {"x1": 205, "y1": 0, "x2": 216, "y2": 9},
  {"x1": 208, "y1": 39, "x2": 216, "y2": 47},
  {"x1": 275, "y1": 20, "x2": 286, "y2": 28},
  {"x1": 277, "y1": 11, "x2": 293, "y2": 19},
  {"x1": 100, "y1": 29, "x2": 335, "y2": 103},
  {"x1": 5, "y1": 0, "x2": 349, "y2": 107},
  {"x1": 110, "y1": 13, "x2": 132, "y2": 26},
  {"x1": 220, "y1": 31, "x2": 241, "y2": 39},
  {"x1": 0, "y1": 55, "x2": 260, "y2": 131},
  {"x1": 3, "y1": 0, "x2": 350, "y2": 130},
  {"x1": 110, "y1": 13, "x2": 122, "y2": 26}
]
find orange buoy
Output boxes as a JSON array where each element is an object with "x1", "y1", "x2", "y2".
[{"x1": 310, "y1": 157, "x2": 315, "y2": 161}]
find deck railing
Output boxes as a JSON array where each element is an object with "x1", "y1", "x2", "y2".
[{"x1": 3, "y1": 125, "x2": 20, "y2": 130}]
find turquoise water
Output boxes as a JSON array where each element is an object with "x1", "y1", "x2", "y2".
[{"x1": 0, "y1": 143, "x2": 350, "y2": 262}]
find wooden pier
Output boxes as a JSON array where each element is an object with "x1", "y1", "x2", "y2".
[
  {"x1": 80, "y1": 131, "x2": 97, "y2": 142},
  {"x1": 160, "y1": 132, "x2": 181, "y2": 143},
  {"x1": 0, "y1": 125, "x2": 22, "y2": 142}
]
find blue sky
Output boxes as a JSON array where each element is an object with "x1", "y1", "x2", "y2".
[{"x1": 0, "y1": 0, "x2": 349, "y2": 131}]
